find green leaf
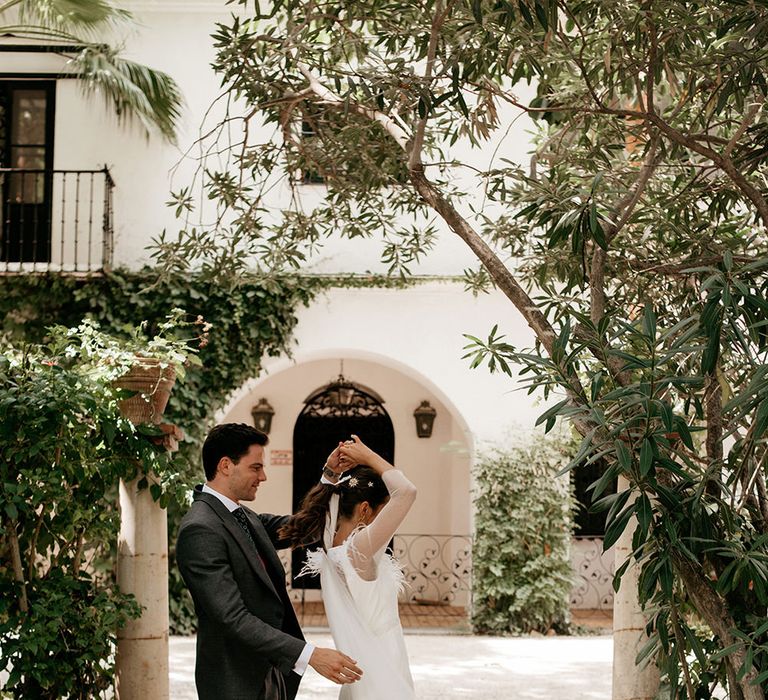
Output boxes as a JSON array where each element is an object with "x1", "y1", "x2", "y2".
[
  {"x1": 604, "y1": 501, "x2": 637, "y2": 549},
  {"x1": 659, "y1": 401, "x2": 673, "y2": 432},
  {"x1": 592, "y1": 488, "x2": 629, "y2": 515},
  {"x1": 606, "y1": 489, "x2": 632, "y2": 523},
  {"x1": 471, "y1": 0, "x2": 483, "y2": 23},
  {"x1": 636, "y1": 493, "x2": 652, "y2": 539},
  {"x1": 590, "y1": 372, "x2": 605, "y2": 402},
  {"x1": 588, "y1": 202, "x2": 608, "y2": 249},
  {"x1": 589, "y1": 462, "x2": 619, "y2": 500},
  {"x1": 417, "y1": 96, "x2": 428, "y2": 119},
  {"x1": 642, "y1": 304, "x2": 656, "y2": 341},
  {"x1": 613, "y1": 558, "x2": 631, "y2": 591},
  {"x1": 517, "y1": 0, "x2": 534, "y2": 28},
  {"x1": 534, "y1": 399, "x2": 569, "y2": 427},
  {"x1": 455, "y1": 91, "x2": 470, "y2": 118},
  {"x1": 615, "y1": 439, "x2": 632, "y2": 470},
  {"x1": 754, "y1": 398, "x2": 768, "y2": 440},
  {"x1": 639, "y1": 438, "x2": 654, "y2": 476},
  {"x1": 672, "y1": 417, "x2": 695, "y2": 450}
]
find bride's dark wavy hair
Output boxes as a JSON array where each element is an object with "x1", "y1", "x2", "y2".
[{"x1": 279, "y1": 465, "x2": 389, "y2": 548}]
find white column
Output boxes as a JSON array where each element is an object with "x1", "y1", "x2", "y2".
[
  {"x1": 612, "y1": 476, "x2": 660, "y2": 700},
  {"x1": 115, "y1": 474, "x2": 169, "y2": 700}
]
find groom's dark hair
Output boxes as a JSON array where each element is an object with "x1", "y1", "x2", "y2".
[{"x1": 202, "y1": 423, "x2": 269, "y2": 480}]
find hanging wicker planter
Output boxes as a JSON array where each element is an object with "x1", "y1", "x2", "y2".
[{"x1": 113, "y1": 358, "x2": 177, "y2": 426}]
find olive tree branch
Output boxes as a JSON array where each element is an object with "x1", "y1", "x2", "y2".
[
  {"x1": 8, "y1": 522, "x2": 28, "y2": 613},
  {"x1": 647, "y1": 112, "x2": 768, "y2": 228},
  {"x1": 724, "y1": 95, "x2": 765, "y2": 157},
  {"x1": 409, "y1": 0, "x2": 452, "y2": 170}
]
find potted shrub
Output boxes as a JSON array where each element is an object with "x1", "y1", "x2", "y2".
[{"x1": 49, "y1": 309, "x2": 207, "y2": 425}]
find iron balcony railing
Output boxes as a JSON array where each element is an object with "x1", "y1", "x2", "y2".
[
  {"x1": 0, "y1": 167, "x2": 114, "y2": 273},
  {"x1": 391, "y1": 533, "x2": 473, "y2": 607}
]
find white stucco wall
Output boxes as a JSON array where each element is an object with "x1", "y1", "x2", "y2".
[
  {"x1": 221, "y1": 282, "x2": 542, "y2": 443},
  {"x1": 3, "y1": 1, "x2": 538, "y2": 276},
  {"x1": 4, "y1": 1, "x2": 584, "y2": 609}
]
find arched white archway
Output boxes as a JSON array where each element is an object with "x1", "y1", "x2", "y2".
[
  {"x1": 216, "y1": 347, "x2": 474, "y2": 454},
  {"x1": 218, "y1": 349, "x2": 475, "y2": 609}
]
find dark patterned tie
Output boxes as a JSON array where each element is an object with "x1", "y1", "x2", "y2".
[{"x1": 232, "y1": 507, "x2": 266, "y2": 569}]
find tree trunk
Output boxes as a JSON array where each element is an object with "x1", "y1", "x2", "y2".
[
  {"x1": 612, "y1": 478, "x2": 660, "y2": 700},
  {"x1": 671, "y1": 553, "x2": 764, "y2": 700}
]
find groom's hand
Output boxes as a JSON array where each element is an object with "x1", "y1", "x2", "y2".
[
  {"x1": 308, "y1": 647, "x2": 363, "y2": 684},
  {"x1": 322, "y1": 443, "x2": 347, "y2": 484}
]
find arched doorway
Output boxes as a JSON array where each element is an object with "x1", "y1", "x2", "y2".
[{"x1": 291, "y1": 373, "x2": 394, "y2": 587}]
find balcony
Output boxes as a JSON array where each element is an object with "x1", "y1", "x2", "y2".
[{"x1": 0, "y1": 167, "x2": 114, "y2": 274}]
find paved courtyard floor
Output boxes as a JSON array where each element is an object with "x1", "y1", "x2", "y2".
[{"x1": 170, "y1": 632, "x2": 613, "y2": 699}]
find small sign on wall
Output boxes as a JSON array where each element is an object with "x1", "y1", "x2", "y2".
[{"x1": 270, "y1": 449, "x2": 293, "y2": 467}]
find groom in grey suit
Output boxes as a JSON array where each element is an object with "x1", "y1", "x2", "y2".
[{"x1": 177, "y1": 423, "x2": 362, "y2": 699}]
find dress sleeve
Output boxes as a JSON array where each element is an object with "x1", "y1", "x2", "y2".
[{"x1": 347, "y1": 469, "x2": 417, "y2": 579}]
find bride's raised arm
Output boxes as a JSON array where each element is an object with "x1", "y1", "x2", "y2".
[{"x1": 338, "y1": 436, "x2": 417, "y2": 564}]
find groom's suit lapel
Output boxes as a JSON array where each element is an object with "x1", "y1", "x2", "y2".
[
  {"x1": 244, "y1": 510, "x2": 288, "y2": 587},
  {"x1": 193, "y1": 489, "x2": 281, "y2": 601}
]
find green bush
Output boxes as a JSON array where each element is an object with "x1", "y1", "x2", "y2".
[
  {"x1": 0, "y1": 334, "x2": 179, "y2": 698},
  {"x1": 472, "y1": 433, "x2": 576, "y2": 635},
  {"x1": 0, "y1": 269, "x2": 318, "y2": 633}
]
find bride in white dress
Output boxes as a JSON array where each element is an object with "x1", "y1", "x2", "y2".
[{"x1": 280, "y1": 436, "x2": 417, "y2": 699}]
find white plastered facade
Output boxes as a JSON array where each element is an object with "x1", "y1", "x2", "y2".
[{"x1": 3, "y1": 1, "x2": 584, "y2": 606}]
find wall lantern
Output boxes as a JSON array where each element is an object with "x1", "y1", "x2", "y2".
[
  {"x1": 326, "y1": 375, "x2": 356, "y2": 408},
  {"x1": 413, "y1": 400, "x2": 437, "y2": 438},
  {"x1": 251, "y1": 398, "x2": 275, "y2": 434}
]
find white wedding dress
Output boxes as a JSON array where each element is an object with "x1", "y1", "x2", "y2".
[{"x1": 303, "y1": 469, "x2": 417, "y2": 699}]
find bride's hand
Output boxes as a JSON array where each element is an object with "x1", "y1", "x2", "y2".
[
  {"x1": 339, "y1": 435, "x2": 391, "y2": 473},
  {"x1": 339, "y1": 435, "x2": 372, "y2": 465}
]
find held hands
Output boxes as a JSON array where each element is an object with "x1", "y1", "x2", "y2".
[
  {"x1": 339, "y1": 435, "x2": 391, "y2": 474},
  {"x1": 309, "y1": 647, "x2": 363, "y2": 685}
]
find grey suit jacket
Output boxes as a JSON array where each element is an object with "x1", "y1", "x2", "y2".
[{"x1": 176, "y1": 487, "x2": 305, "y2": 700}]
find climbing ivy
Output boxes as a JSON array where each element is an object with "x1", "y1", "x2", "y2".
[
  {"x1": 1, "y1": 268, "x2": 320, "y2": 450},
  {"x1": 0, "y1": 268, "x2": 321, "y2": 632}
]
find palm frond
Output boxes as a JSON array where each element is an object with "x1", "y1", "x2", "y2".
[
  {"x1": 0, "y1": 22, "x2": 85, "y2": 42},
  {"x1": 13, "y1": 0, "x2": 130, "y2": 36},
  {"x1": 71, "y1": 45, "x2": 183, "y2": 141},
  {"x1": 0, "y1": 1, "x2": 183, "y2": 140}
]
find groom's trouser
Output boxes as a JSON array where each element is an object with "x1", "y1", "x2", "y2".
[{"x1": 258, "y1": 666, "x2": 288, "y2": 700}]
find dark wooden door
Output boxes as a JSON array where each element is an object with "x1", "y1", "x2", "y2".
[
  {"x1": 0, "y1": 81, "x2": 55, "y2": 263},
  {"x1": 291, "y1": 381, "x2": 394, "y2": 588}
]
